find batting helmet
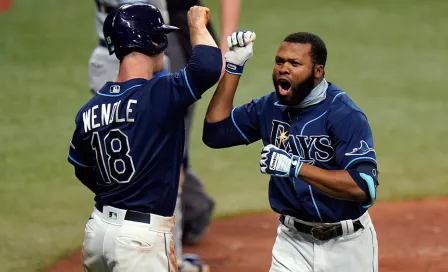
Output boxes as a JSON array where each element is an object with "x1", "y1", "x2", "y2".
[{"x1": 103, "y1": 2, "x2": 179, "y2": 60}]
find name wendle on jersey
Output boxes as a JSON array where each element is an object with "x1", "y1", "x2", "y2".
[{"x1": 82, "y1": 99, "x2": 138, "y2": 133}]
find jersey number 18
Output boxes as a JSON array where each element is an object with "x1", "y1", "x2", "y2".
[{"x1": 91, "y1": 129, "x2": 136, "y2": 184}]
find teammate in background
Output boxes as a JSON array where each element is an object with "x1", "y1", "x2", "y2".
[
  {"x1": 68, "y1": 3, "x2": 221, "y2": 271},
  {"x1": 203, "y1": 31, "x2": 379, "y2": 272}
]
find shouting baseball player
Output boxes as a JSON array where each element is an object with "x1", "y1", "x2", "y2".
[
  {"x1": 203, "y1": 31, "x2": 379, "y2": 271},
  {"x1": 67, "y1": 3, "x2": 221, "y2": 271}
]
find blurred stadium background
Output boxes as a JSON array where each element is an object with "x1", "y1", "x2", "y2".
[{"x1": 0, "y1": 0, "x2": 447, "y2": 271}]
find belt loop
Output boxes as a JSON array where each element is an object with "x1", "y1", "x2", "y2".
[{"x1": 340, "y1": 220, "x2": 355, "y2": 236}]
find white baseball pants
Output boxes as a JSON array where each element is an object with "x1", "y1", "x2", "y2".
[
  {"x1": 82, "y1": 205, "x2": 178, "y2": 272},
  {"x1": 270, "y1": 211, "x2": 378, "y2": 272}
]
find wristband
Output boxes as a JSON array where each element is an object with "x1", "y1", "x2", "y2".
[
  {"x1": 289, "y1": 155, "x2": 303, "y2": 178},
  {"x1": 225, "y1": 62, "x2": 244, "y2": 75}
]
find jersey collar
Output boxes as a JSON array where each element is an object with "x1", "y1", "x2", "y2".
[{"x1": 274, "y1": 78, "x2": 328, "y2": 109}]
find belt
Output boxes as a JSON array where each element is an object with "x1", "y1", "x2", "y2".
[
  {"x1": 279, "y1": 215, "x2": 364, "y2": 241},
  {"x1": 99, "y1": 39, "x2": 107, "y2": 48},
  {"x1": 95, "y1": 203, "x2": 151, "y2": 224}
]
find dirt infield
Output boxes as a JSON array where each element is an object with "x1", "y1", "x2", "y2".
[{"x1": 48, "y1": 198, "x2": 448, "y2": 272}]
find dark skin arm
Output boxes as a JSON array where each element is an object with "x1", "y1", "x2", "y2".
[
  {"x1": 298, "y1": 164, "x2": 369, "y2": 202},
  {"x1": 205, "y1": 72, "x2": 241, "y2": 122}
]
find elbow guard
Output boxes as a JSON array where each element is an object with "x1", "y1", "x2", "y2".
[{"x1": 347, "y1": 163, "x2": 379, "y2": 208}]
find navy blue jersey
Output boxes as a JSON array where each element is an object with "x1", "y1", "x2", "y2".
[
  {"x1": 68, "y1": 45, "x2": 222, "y2": 216},
  {"x1": 203, "y1": 82, "x2": 377, "y2": 222}
]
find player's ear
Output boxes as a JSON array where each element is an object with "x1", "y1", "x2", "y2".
[{"x1": 314, "y1": 64, "x2": 324, "y2": 79}]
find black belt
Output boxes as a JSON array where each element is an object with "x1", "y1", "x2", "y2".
[
  {"x1": 279, "y1": 215, "x2": 364, "y2": 241},
  {"x1": 99, "y1": 39, "x2": 107, "y2": 48},
  {"x1": 95, "y1": 203, "x2": 151, "y2": 224}
]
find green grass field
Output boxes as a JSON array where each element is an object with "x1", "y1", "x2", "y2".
[{"x1": 0, "y1": 0, "x2": 447, "y2": 271}]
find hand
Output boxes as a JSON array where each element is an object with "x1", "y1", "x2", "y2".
[
  {"x1": 259, "y1": 144, "x2": 302, "y2": 178},
  {"x1": 188, "y1": 6, "x2": 210, "y2": 29},
  {"x1": 224, "y1": 30, "x2": 256, "y2": 75}
]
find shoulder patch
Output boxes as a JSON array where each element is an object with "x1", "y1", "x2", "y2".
[{"x1": 345, "y1": 140, "x2": 375, "y2": 156}]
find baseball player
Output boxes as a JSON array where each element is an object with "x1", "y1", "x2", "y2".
[
  {"x1": 88, "y1": 1, "x2": 240, "y2": 269},
  {"x1": 68, "y1": 3, "x2": 221, "y2": 271},
  {"x1": 203, "y1": 31, "x2": 379, "y2": 272}
]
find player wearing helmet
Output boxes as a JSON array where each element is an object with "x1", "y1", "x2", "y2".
[{"x1": 68, "y1": 3, "x2": 221, "y2": 271}]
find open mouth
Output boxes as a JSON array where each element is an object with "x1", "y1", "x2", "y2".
[{"x1": 278, "y1": 79, "x2": 292, "y2": 95}]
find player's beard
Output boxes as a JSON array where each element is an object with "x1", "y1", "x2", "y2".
[{"x1": 273, "y1": 71, "x2": 315, "y2": 107}]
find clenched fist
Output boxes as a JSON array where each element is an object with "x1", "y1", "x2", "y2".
[
  {"x1": 188, "y1": 6, "x2": 210, "y2": 29},
  {"x1": 224, "y1": 30, "x2": 256, "y2": 75}
]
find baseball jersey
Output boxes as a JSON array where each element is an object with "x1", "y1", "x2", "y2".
[
  {"x1": 203, "y1": 81, "x2": 377, "y2": 222},
  {"x1": 69, "y1": 45, "x2": 222, "y2": 216}
]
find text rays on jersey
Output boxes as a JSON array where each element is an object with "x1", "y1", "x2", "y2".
[{"x1": 271, "y1": 120, "x2": 334, "y2": 165}]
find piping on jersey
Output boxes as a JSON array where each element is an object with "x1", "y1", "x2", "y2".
[
  {"x1": 298, "y1": 91, "x2": 345, "y2": 222},
  {"x1": 182, "y1": 68, "x2": 198, "y2": 101},
  {"x1": 68, "y1": 153, "x2": 92, "y2": 167},
  {"x1": 231, "y1": 107, "x2": 250, "y2": 144},
  {"x1": 97, "y1": 84, "x2": 143, "y2": 97}
]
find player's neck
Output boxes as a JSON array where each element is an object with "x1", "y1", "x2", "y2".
[{"x1": 116, "y1": 53, "x2": 154, "y2": 82}]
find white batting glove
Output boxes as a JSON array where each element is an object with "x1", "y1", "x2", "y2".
[
  {"x1": 224, "y1": 30, "x2": 256, "y2": 75},
  {"x1": 259, "y1": 144, "x2": 303, "y2": 178}
]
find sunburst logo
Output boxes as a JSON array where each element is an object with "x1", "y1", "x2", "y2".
[{"x1": 277, "y1": 130, "x2": 289, "y2": 148}]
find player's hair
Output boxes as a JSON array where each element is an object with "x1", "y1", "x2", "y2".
[{"x1": 283, "y1": 32, "x2": 327, "y2": 67}]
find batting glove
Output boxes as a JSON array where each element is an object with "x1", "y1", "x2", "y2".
[
  {"x1": 259, "y1": 144, "x2": 303, "y2": 178},
  {"x1": 224, "y1": 30, "x2": 256, "y2": 75}
]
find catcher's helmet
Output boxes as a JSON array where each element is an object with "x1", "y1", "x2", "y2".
[{"x1": 103, "y1": 2, "x2": 178, "y2": 59}]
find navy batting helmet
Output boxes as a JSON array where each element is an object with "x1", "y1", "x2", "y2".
[{"x1": 103, "y1": 2, "x2": 178, "y2": 60}]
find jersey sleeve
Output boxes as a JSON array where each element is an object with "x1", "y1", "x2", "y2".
[
  {"x1": 68, "y1": 117, "x2": 94, "y2": 168},
  {"x1": 162, "y1": 45, "x2": 222, "y2": 109},
  {"x1": 329, "y1": 111, "x2": 377, "y2": 170},
  {"x1": 229, "y1": 98, "x2": 264, "y2": 144},
  {"x1": 202, "y1": 97, "x2": 265, "y2": 148}
]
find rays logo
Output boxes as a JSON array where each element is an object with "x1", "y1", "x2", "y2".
[
  {"x1": 345, "y1": 140, "x2": 375, "y2": 156},
  {"x1": 270, "y1": 120, "x2": 334, "y2": 164}
]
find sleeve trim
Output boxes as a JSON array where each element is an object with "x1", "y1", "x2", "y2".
[
  {"x1": 360, "y1": 173, "x2": 377, "y2": 208},
  {"x1": 68, "y1": 153, "x2": 93, "y2": 168},
  {"x1": 181, "y1": 68, "x2": 198, "y2": 101},
  {"x1": 344, "y1": 157, "x2": 377, "y2": 170},
  {"x1": 231, "y1": 107, "x2": 250, "y2": 144}
]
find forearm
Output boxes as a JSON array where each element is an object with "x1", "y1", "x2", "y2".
[
  {"x1": 190, "y1": 24, "x2": 218, "y2": 48},
  {"x1": 298, "y1": 164, "x2": 368, "y2": 202},
  {"x1": 220, "y1": 0, "x2": 240, "y2": 52},
  {"x1": 205, "y1": 72, "x2": 240, "y2": 122}
]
